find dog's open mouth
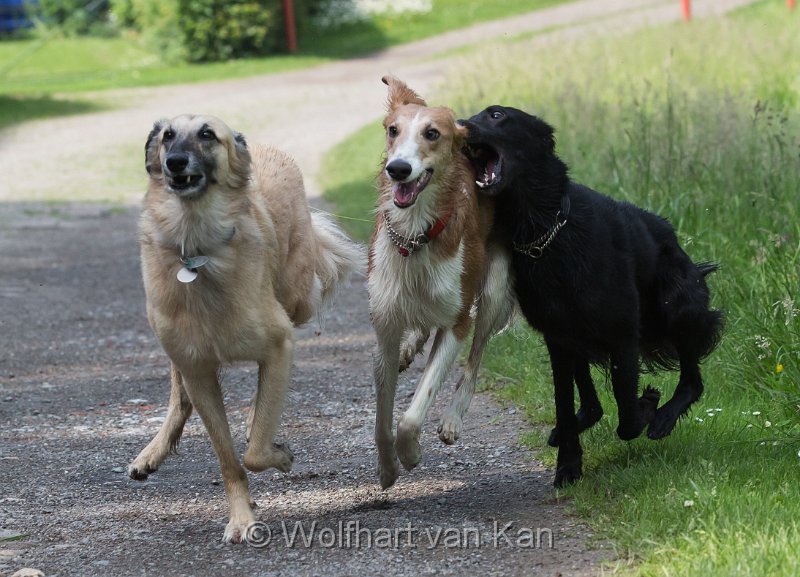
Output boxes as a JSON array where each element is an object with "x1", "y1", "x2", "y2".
[
  {"x1": 167, "y1": 174, "x2": 205, "y2": 195},
  {"x1": 465, "y1": 144, "x2": 502, "y2": 190},
  {"x1": 393, "y1": 169, "x2": 433, "y2": 208}
]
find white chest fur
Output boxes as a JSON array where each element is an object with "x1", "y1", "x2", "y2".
[{"x1": 369, "y1": 230, "x2": 465, "y2": 330}]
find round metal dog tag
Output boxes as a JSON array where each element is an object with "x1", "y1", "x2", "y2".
[{"x1": 177, "y1": 267, "x2": 198, "y2": 283}]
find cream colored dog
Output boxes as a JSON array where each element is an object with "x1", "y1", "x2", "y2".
[{"x1": 128, "y1": 114, "x2": 363, "y2": 542}]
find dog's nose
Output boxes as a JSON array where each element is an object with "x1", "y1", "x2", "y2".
[
  {"x1": 386, "y1": 160, "x2": 412, "y2": 181},
  {"x1": 165, "y1": 153, "x2": 190, "y2": 173}
]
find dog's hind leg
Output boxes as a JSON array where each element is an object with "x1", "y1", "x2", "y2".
[
  {"x1": 128, "y1": 363, "x2": 193, "y2": 481},
  {"x1": 647, "y1": 263, "x2": 721, "y2": 439},
  {"x1": 374, "y1": 326, "x2": 403, "y2": 489},
  {"x1": 611, "y1": 344, "x2": 660, "y2": 441},
  {"x1": 546, "y1": 339, "x2": 582, "y2": 487},
  {"x1": 648, "y1": 350, "x2": 703, "y2": 440},
  {"x1": 243, "y1": 321, "x2": 295, "y2": 475},
  {"x1": 439, "y1": 246, "x2": 514, "y2": 445},
  {"x1": 396, "y1": 328, "x2": 462, "y2": 471},
  {"x1": 548, "y1": 359, "x2": 603, "y2": 447},
  {"x1": 179, "y1": 363, "x2": 255, "y2": 543}
]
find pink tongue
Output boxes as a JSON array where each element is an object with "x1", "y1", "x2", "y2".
[{"x1": 393, "y1": 181, "x2": 417, "y2": 206}]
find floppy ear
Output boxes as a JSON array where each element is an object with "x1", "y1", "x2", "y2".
[
  {"x1": 225, "y1": 129, "x2": 252, "y2": 190},
  {"x1": 145, "y1": 120, "x2": 165, "y2": 175},
  {"x1": 537, "y1": 117, "x2": 556, "y2": 153},
  {"x1": 382, "y1": 75, "x2": 426, "y2": 110},
  {"x1": 453, "y1": 119, "x2": 468, "y2": 149}
]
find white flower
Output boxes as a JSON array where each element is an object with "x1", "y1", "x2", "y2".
[
  {"x1": 764, "y1": 421, "x2": 772, "y2": 428},
  {"x1": 684, "y1": 500, "x2": 694, "y2": 508}
]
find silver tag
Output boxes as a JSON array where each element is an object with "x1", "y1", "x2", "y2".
[{"x1": 177, "y1": 267, "x2": 198, "y2": 283}]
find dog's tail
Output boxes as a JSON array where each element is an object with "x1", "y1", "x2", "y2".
[
  {"x1": 697, "y1": 261, "x2": 720, "y2": 277},
  {"x1": 309, "y1": 211, "x2": 366, "y2": 315}
]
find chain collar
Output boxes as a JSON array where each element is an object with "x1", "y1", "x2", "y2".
[
  {"x1": 384, "y1": 208, "x2": 453, "y2": 257},
  {"x1": 513, "y1": 195, "x2": 570, "y2": 260}
]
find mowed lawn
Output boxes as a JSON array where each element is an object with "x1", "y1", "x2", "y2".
[{"x1": 321, "y1": 1, "x2": 800, "y2": 575}]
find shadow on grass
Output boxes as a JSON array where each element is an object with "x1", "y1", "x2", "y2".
[{"x1": 0, "y1": 95, "x2": 104, "y2": 131}]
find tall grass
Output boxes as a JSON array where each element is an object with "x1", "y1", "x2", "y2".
[
  {"x1": 322, "y1": 1, "x2": 799, "y2": 575},
  {"x1": 437, "y1": 1, "x2": 800, "y2": 575}
]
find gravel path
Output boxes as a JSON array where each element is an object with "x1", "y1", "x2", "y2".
[
  {"x1": 0, "y1": 1, "x2": 755, "y2": 575},
  {"x1": 0, "y1": 203, "x2": 605, "y2": 576}
]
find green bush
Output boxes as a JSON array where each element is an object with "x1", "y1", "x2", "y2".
[
  {"x1": 110, "y1": 0, "x2": 319, "y2": 63},
  {"x1": 37, "y1": 0, "x2": 112, "y2": 36},
  {"x1": 111, "y1": 0, "x2": 185, "y2": 62},
  {"x1": 178, "y1": 0, "x2": 281, "y2": 62}
]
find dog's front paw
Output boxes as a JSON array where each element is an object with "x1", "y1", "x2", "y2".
[
  {"x1": 244, "y1": 442, "x2": 294, "y2": 473},
  {"x1": 554, "y1": 460, "x2": 582, "y2": 488},
  {"x1": 378, "y1": 455, "x2": 400, "y2": 489},
  {"x1": 394, "y1": 419, "x2": 422, "y2": 471},
  {"x1": 223, "y1": 513, "x2": 256, "y2": 544},
  {"x1": 437, "y1": 414, "x2": 462, "y2": 445},
  {"x1": 128, "y1": 459, "x2": 157, "y2": 481}
]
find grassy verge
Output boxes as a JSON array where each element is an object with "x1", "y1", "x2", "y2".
[{"x1": 322, "y1": 1, "x2": 800, "y2": 575}]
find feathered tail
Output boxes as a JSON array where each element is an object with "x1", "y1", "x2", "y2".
[{"x1": 309, "y1": 211, "x2": 366, "y2": 314}]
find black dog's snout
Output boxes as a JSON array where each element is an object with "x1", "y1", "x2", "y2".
[
  {"x1": 386, "y1": 160, "x2": 412, "y2": 181},
  {"x1": 165, "y1": 153, "x2": 190, "y2": 173}
]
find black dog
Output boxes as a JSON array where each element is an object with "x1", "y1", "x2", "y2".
[{"x1": 461, "y1": 106, "x2": 723, "y2": 487}]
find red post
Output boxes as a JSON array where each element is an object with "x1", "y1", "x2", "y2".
[
  {"x1": 789, "y1": 0, "x2": 796, "y2": 10},
  {"x1": 682, "y1": 0, "x2": 691, "y2": 21},
  {"x1": 283, "y1": 0, "x2": 298, "y2": 53}
]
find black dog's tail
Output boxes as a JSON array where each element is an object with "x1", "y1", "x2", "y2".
[
  {"x1": 697, "y1": 261, "x2": 720, "y2": 277},
  {"x1": 641, "y1": 258, "x2": 724, "y2": 372}
]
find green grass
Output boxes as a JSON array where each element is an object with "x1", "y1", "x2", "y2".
[
  {"x1": 322, "y1": 1, "x2": 800, "y2": 575},
  {"x1": 0, "y1": 0, "x2": 567, "y2": 129},
  {"x1": 0, "y1": 36, "x2": 331, "y2": 96},
  {"x1": 303, "y1": 0, "x2": 565, "y2": 57},
  {"x1": 321, "y1": 122, "x2": 384, "y2": 242}
]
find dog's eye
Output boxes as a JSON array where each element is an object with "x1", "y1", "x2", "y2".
[
  {"x1": 388, "y1": 126, "x2": 398, "y2": 138},
  {"x1": 491, "y1": 110, "x2": 504, "y2": 120},
  {"x1": 200, "y1": 129, "x2": 216, "y2": 141},
  {"x1": 424, "y1": 128, "x2": 440, "y2": 141},
  {"x1": 163, "y1": 129, "x2": 175, "y2": 142}
]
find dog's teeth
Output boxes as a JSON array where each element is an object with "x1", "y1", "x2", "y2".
[
  {"x1": 476, "y1": 180, "x2": 485, "y2": 188},
  {"x1": 491, "y1": 172, "x2": 496, "y2": 181}
]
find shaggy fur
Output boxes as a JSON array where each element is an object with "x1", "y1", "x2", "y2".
[
  {"x1": 129, "y1": 114, "x2": 364, "y2": 542},
  {"x1": 461, "y1": 106, "x2": 723, "y2": 487},
  {"x1": 369, "y1": 77, "x2": 513, "y2": 489}
]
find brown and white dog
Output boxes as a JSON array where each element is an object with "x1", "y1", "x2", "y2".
[
  {"x1": 369, "y1": 77, "x2": 513, "y2": 489},
  {"x1": 129, "y1": 114, "x2": 363, "y2": 542}
]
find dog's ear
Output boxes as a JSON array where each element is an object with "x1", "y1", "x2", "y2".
[
  {"x1": 535, "y1": 117, "x2": 556, "y2": 153},
  {"x1": 382, "y1": 75, "x2": 426, "y2": 110},
  {"x1": 453, "y1": 118, "x2": 468, "y2": 149},
  {"x1": 225, "y1": 128, "x2": 252, "y2": 190},
  {"x1": 145, "y1": 119, "x2": 166, "y2": 175}
]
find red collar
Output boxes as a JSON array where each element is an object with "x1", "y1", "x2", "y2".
[{"x1": 384, "y1": 206, "x2": 454, "y2": 257}]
